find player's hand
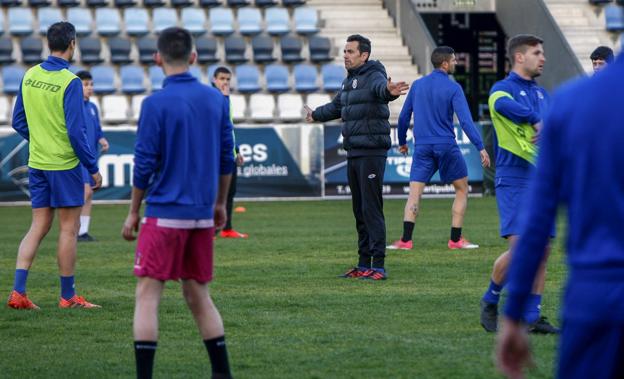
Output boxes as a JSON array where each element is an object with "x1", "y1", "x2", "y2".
[
  {"x1": 214, "y1": 203, "x2": 227, "y2": 230},
  {"x1": 91, "y1": 172, "x2": 102, "y2": 190},
  {"x1": 496, "y1": 317, "x2": 533, "y2": 379},
  {"x1": 304, "y1": 105, "x2": 314, "y2": 122},
  {"x1": 99, "y1": 138, "x2": 110, "y2": 153},
  {"x1": 122, "y1": 212, "x2": 140, "y2": 241},
  {"x1": 398, "y1": 144, "x2": 409, "y2": 156},
  {"x1": 480, "y1": 149, "x2": 491, "y2": 168},
  {"x1": 387, "y1": 77, "x2": 409, "y2": 97},
  {"x1": 531, "y1": 122, "x2": 542, "y2": 144},
  {"x1": 235, "y1": 153, "x2": 244, "y2": 167},
  {"x1": 218, "y1": 82, "x2": 230, "y2": 96}
]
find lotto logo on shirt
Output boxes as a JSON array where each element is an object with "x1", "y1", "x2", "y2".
[{"x1": 23, "y1": 79, "x2": 62, "y2": 93}]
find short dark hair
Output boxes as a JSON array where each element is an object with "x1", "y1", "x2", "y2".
[
  {"x1": 431, "y1": 46, "x2": 455, "y2": 68},
  {"x1": 507, "y1": 34, "x2": 543, "y2": 65},
  {"x1": 213, "y1": 66, "x2": 231, "y2": 78},
  {"x1": 590, "y1": 46, "x2": 614, "y2": 63},
  {"x1": 157, "y1": 27, "x2": 193, "y2": 64},
  {"x1": 75, "y1": 70, "x2": 92, "y2": 81},
  {"x1": 346, "y1": 34, "x2": 371, "y2": 61},
  {"x1": 47, "y1": 22, "x2": 76, "y2": 53}
]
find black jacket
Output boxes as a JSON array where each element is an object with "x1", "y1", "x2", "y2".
[{"x1": 312, "y1": 60, "x2": 398, "y2": 157}]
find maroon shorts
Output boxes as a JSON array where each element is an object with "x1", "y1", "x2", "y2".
[{"x1": 134, "y1": 217, "x2": 215, "y2": 283}]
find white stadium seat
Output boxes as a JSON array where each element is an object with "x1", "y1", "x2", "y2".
[
  {"x1": 277, "y1": 93, "x2": 303, "y2": 122},
  {"x1": 131, "y1": 94, "x2": 147, "y2": 122},
  {"x1": 249, "y1": 94, "x2": 275, "y2": 122},
  {"x1": 101, "y1": 95, "x2": 129, "y2": 124},
  {"x1": 229, "y1": 94, "x2": 247, "y2": 123},
  {"x1": 305, "y1": 93, "x2": 331, "y2": 113}
]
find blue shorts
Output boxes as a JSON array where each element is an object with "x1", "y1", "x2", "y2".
[
  {"x1": 409, "y1": 144, "x2": 467, "y2": 183},
  {"x1": 29, "y1": 165, "x2": 85, "y2": 208},
  {"x1": 81, "y1": 165, "x2": 95, "y2": 186}
]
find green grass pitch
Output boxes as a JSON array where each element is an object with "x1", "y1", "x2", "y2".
[{"x1": 0, "y1": 198, "x2": 566, "y2": 378}]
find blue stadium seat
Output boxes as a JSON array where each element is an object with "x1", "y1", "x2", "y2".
[
  {"x1": 29, "y1": 0, "x2": 51, "y2": 7},
  {"x1": 0, "y1": 38, "x2": 15, "y2": 64},
  {"x1": 171, "y1": 0, "x2": 193, "y2": 7},
  {"x1": 238, "y1": 7, "x2": 262, "y2": 35},
  {"x1": 605, "y1": 5, "x2": 624, "y2": 31},
  {"x1": 266, "y1": 7, "x2": 290, "y2": 35},
  {"x1": 137, "y1": 36, "x2": 157, "y2": 64},
  {"x1": 199, "y1": 0, "x2": 221, "y2": 7},
  {"x1": 67, "y1": 8, "x2": 93, "y2": 37},
  {"x1": 108, "y1": 37, "x2": 133, "y2": 64},
  {"x1": 154, "y1": 8, "x2": 179, "y2": 33},
  {"x1": 0, "y1": 0, "x2": 22, "y2": 6},
  {"x1": 189, "y1": 65, "x2": 203, "y2": 81},
  {"x1": 265, "y1": 63, "x2": 290, "y2": 93},
  {"x1": 322, "y1": 63, "x2": 344, "y2": 92},
  {"x1": 282, "y1": 0, "x2": 305, "y2": 6},
  {"x1": 8, "y1": 8, "x2": 34, "y2": 36},
  {"x1": 196, "y1": 36, "x2": 219, "y2": 64},
  {"x1": 225, "y1": 35, "x2": 248, "y2": 63},
  {"x1": 38, "y1": 8, "x2": 63, "y2": 35},
  {"x1": 121, "y1": 65, "x2": 146, "y2": 94},
  {"x1": 91, "y1": 65, "x2": 116, "y2": 95},
  {"x1": 280, "y1": 35, "x2": 304, "y2": 63},
  {"x1": 309, "y1": 36, "x2": 332, "y2": 63},
  {"x1": 149, "y1": 65, "x2": 165, "y2": 91},
  {"x1": 255, "y1": 0, "x2": 277, "y2": 6},
  {"x1": 0, "y1": 15, "x2": 3, "y2": 36},
  {"x1": 115, "y1": 0, "x2": 137, "y2": 7},
  {"x1": 252, "y1": 35, "x2": 276, "y2": 63},
  {"x1": 20, "y1": 37, "x2": 43, "y2": 64},
  {"x1": 589, "y1": 0, "x2": 613, "y2": 4},
  {"x1": 87, "y1": 0, "x2": 110, "y2": 7},
  {"x1": 235, "y1": 64, "x2": 261, "y2": 93},
  {"x1": 58, "y1": 0, "x2": 81, "y2": 6},
  {"x1": 143, "y1": 0, "x2": 166, "y2": 7},
  {"x1": 227, "y1": 0, "x2": 250, "y2": 6},
  {"x1": 2, "y1": 65, "x2": 25, "y2": 95},
  {"x1": 96, "y1": 8, "x2": 122, "y2": 36},
  {"x1": 294, "y1": 63, "x2": 318, "y2": 92},
  {"x1": 294, "y1": 7, "x2": 318, "y2": 34},
  {"x1": 210, "y1": 8, "x2": 235, "y2": 35},
  {"x1": 181, "y1": 8, "x2": 207, "y2": 35},
  {"x1": 125, "y1": 8, "x2": 150, "y2": 36},
  {"x1": 79, "y1": 37, "x2": 104, "y2": 64},
  {"x1": 69, "y1": 65, "x2": 85, "y2": 74}
]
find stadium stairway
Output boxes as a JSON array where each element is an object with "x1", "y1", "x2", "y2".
[{"x1": 543, "y1": 0, "x2": 620, "y2": 73}]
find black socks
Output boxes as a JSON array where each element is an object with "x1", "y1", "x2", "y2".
[
  {"x1": 451, "y1": 227, "x2": 462, "y2": 242},
  {"x1": 204, "y1": 336, "x2": 232, "y2": 379},
  {"x1": 134, "y1": 341, "x2": 157, "y2": 379},
  {"x1": 401, "y1": 221, "x2": 415, "y2": 242}
]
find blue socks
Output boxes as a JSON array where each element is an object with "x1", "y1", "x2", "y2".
[
  {"x1": 13, "y1": 269, "x2": 29, "y2": 294},
  {"x1": 523, "y1": 294, "x2": 542, "y2": 324},
  {"x1": 60, "y1": 276, "x2": 76, "y2": 300},
  {"x1": 482, "y1": 279, "x2": 504, "y2": 304}
]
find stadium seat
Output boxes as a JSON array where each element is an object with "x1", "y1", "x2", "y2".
[
  {"x1": 67, "y1": 8, "x2": 93, "y2": 37},
  {"x1": 8, "y1": 8, "x2": 34, "y2": 36},
  {"x1": 0, "y1": 15, "x2": 3, "y2": 36},
  {"x1": 79, "y1": 37, "x2": 104, "y2": 64},
  {"x1": 108, "y1": 37, "x2": 133, "y2": 64},
  {"x1": 309, "y1": 36, "x2": 332, "y2": 63},
  {"x1": 38, "y1": 8, "x2": 62, "y2": 35},
  {"x1": 153, "y1": 8, "x2": 179, "y2": 33},
  {"x1": 196, "y1": 36, "x2": 219, "y2": 64},
  {"x1": 322, "y1": 63, "x2": 344, "y2": 92},
  {"x1": 282, "y1": 0, "x2": 306, "y2": 6},
  {"x1": 210, "y1": 8, "x2": 235, "y2": 35},
  {"x1": 252, "y1": 35, "x2": 276, "y2": 63},
  {"x1": 255, "y1": 0, "x2": 277, "y2": 7},
  {"x1": 115, "y1": 0, "x2": 137, "y2": 7},
  {"x1": 294, "y1": 63, "x2": 318, "y2": 92},
  {"x1": 225, "y1": 35, "x2": 248, "y2": 64},
  {"x1": 58, "y1": 0, "x2": 81, "y2": 7},
  {"x1": 227, "y1": 0, "x2": 250, "y2": 6},
  {"x1": 137, "y1": 36, "x2": 157, "y2": 64},
  {"x1": 249, "y1": 93, "x2": 275, "y2": 122},
  {"x1": 69, "y1": 64, "x2": 85, "y2": 74},
  {"x1": 235, "y1": 64, "x2": 261, "y2": 93},
  {"x1": 229, "y1": 93, "x2": 247, "y2": 122},
  {"x1": 306, "y1": 92, "x2": 330, "y2": 110},
  {"x1": 199, "y1": 0, "x2": 221, "y2": 7},
  {"x1": 181, "y1": 8, "x2": 207, "y2": 35},
  {"x1": 96, "y1": 8, "x2": 122, "y2": 36},
  {"x1": 294, "y1": 7, "x2": 318, "y2": 35},
  {"x1": 120, "y1": 65, "x2": 146, "y2": 94},
  {"x1": 265, "y1": 63, "x2": 290, "y2": 93},
  {"x1": 91, "y1": 65, "x2": 116, "y2": 94},
  {"x1": 277, "y1": 93, "x2": 303, "y2": 121},
  {"x1": 87, "y1": 0, "x2": 109, "y2": 7},
  {"x1": 189, "y1": 65, "x2": 203, "y2": 81},
  {"x1": 2, "y1": 65, "x2": 25, "y2": 95},
  {"x1": 0, "y1": 0, "x2": 22, "y2": 6},
  {"x1": 0, "y1": 96, "x2": 10, "y2": 124},
  {"x1": 0, "y1": 38, "x2": 15, "y2": 64},
  {"x1": 589, "y1": 0, "x2": 613, "y2": 4},
  {"x1": 29, "y1": 0, "x2": 51, "y2": 7},
  {"x1": 131, "y1": 94, "x2": 147, "y2": 121},
  {"x1": 124, "y1": 8, "x2": 150, "y2": 36},
  {"x1": 172, "y1": 0, "x2": 193, "y2": 6},
  {"x1": 238, "y1": 7, "x2": 262, "y2": 35},
  {"x1": 20, "y1": 37, "x2": 43, "y2": 65},
  {"x1": 148, "y1": 65, "x2": 165, "y2": 91},
  {"x1": 143, "y1": 0, "x2": 166, "y2": 7},
  {"x1": 605, "y1": 5, "x2": 624, "y2": 31},
  {"x1": 266, "y1": 7, "x2": 290, "y2": 35},
  {"x1": 101, "y1": 95, "x2": 129, "y2": 124},
  {"x1": 280, "y1": 35, "x2": 304, "y2": 63}
]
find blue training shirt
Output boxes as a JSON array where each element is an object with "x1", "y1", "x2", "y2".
[
  {"x1": 505, "y1": 54, "x2": 624, "y2": 323},
  {"x1": 398, "y1": 69, "x2": 484, "y2": 150},
  {"x1": 490, "y1": 72, "x2": 550, "y2": 182},
  {"x1": 12, "y1": 55, "x2": 98, "y2": 174},
  {"x1": 133, "y1": 71, "x2": 234, "y2": 220},
  {"x1": 83, "y1": 100, "x2": 103, "y2": 155}
]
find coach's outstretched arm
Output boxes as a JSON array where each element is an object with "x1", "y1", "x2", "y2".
[
  {"x1": 306, "y1": 92, "x2": 342, "y2": 123},
  {"x1": 371, "y1": 73, "x2": 408, "y2": 102}
]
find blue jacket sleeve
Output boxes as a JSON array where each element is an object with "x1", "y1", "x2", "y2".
[
  {"x1": 397, "y1": 84, "x2": 415, "y2": 146},
  {"x1": 133, "y1": 99, "x2": 161, "y2": 190},
  {"x1": 452, "y1": 85, "x2": 484, "y2": 150},
  {"x1": 312, "y1": 92, "x2": 342, "y2": 122},
  {"x1": 220, "y1": 97, "x2": 235, "y2": 175},
  {"x1": 494, "y1": 97, "x2": 541, "y2": 125},
  {"x1": 64, "y1": 79, "x2": 98, "y2": 174},
  {"x1": 504, "y1": 98, "x2": 563, "y2": 321},
  {"x1": 11, "y1": 83, "x2": 29, "y2": 141}
]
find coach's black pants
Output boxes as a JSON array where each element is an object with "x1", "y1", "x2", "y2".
[{"x1": 347, "y1": 155, "x2": 386, "y2": 269}]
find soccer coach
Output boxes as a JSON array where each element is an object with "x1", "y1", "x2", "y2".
[{"x1": 304, "y1": 34, "x2": 408, "y2": 280}]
